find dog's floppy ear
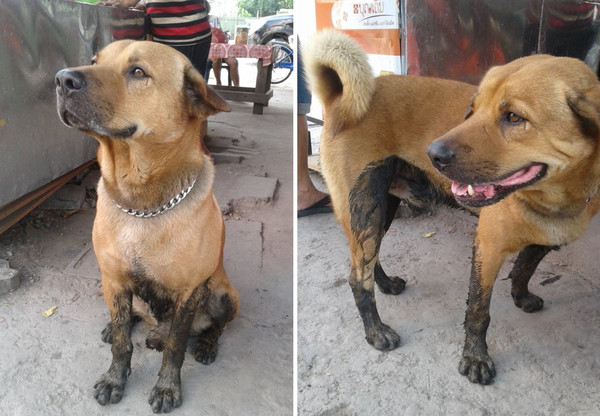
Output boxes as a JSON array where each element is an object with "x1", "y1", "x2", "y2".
[
  {"x1": 567, "y1": 86, "x2": 600, "y2": 139},
  {"x1": 464, "y1": 93, "x2": 477, "y2": 120},
  {"x1": 184, "y1": 64, "x2": 231, "y2": 116}
]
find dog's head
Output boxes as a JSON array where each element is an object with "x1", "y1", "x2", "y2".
[
  {"x1": 427, "y1": 54, "x2": 600, "y2": 208},
  {"x1": 56, "y1": 40, "x2": 229, "y2": 142}
]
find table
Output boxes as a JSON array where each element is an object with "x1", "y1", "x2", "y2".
[{"x1": 208, "y1": 44, "x2": 274, "y2": 115}]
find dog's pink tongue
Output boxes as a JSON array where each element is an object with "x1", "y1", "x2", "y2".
[
  {"x1": 451, "y1": 182, "x2": 466, "y2": 195},
  {"x1": 496, "y1": 164, "x2": 543, "y2": 187},
  {"x1": 473, "y1": 184, "x2": 496, "y2": 198}
]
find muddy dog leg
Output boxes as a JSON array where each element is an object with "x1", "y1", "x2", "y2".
[
  {"x1": 348, "y1": 157, "x2": 402, "y2": 350},
  {"x1": 459, "y1": 234, "x2": 507, "y2": 385},
  {"x1": 192, "y1": 268, "x2": 240, "y2": 365},
  {"x1": 148, "y1": 285, "x2": 208, "y2": 413},
  {"x1": 374, "y1": 195, "x2": 406, "y2": 295},
  {"x1": 101, "y1": 315, "x2": 142, "y2": 344},
  {"x1": 191, "y1": 292, "x2": 237, "y2": 365},
  {"x1": 509, "y1": 245, "x2": 556, "y2": 313},
  {"x1": 94, "y1": 286, "x2": 134, "y2": 405}
]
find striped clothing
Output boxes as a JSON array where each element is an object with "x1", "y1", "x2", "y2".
[{"x1": 145, "y1": 0, "x2": 211, "y2": 46}]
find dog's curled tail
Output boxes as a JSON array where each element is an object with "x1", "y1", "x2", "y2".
[{"x1": 304, "y1": 29, "x2": 375, "y2": 128}]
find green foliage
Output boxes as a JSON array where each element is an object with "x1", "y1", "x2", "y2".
[{"x1": 238, "y1": 0, "x2": 292, "y2": 17}]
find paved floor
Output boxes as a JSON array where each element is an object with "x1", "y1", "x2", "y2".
[
  {"x1": 298, "y1": 168, "x2": 600, "y2": 415},
  {"x1": 0, "y1": 63, "x2": 293, "y2": 416}
]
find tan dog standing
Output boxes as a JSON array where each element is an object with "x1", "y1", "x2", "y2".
[
  {"x1": 56, "y1": 40, "x2": 239, "y2": 412},
  {"x1": 308, "y1": 30, "x2": 600, "y2": 385},
  {"x1": 427, "y1": 54, "x2": 600, "y2": 384}
]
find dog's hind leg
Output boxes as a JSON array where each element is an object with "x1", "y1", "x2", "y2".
[
  {"x1": 191, "y1": 266, "x2": 240, "y2": 365},
  {"x1": 148, "y1": 284, "x2": 209, "y2": 413},
  {"x1": 348, "y1": 157, "x2": 402, "y2": 351},
  {"x1": 509, "y1": 244, "x2": 557, "y2": 313},
  {"x1": 101, "y1": 316, "x2": 141, "y2": 344},
  {"x1": 101, "y1": 296, "x2": 153, "y2": 343},
  {"x1": 374, "y1": 195, "x2": 407, "y2": 295}
]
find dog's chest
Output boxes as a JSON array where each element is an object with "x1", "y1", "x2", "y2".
[{"x1": 528, "y1": 211, "x2": 591, "y2": 246}]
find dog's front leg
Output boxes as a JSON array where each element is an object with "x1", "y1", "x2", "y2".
[
  {"x1": 94, "y1": 286, "x2": 133, "y2": 405},
  {"x1": 509, "y1": 244, "x2": 555, "y2": 312},
  {"x1": 148, "y1": 285, "x2": 207, "y2": 413},
  {"x1": 459, "y1": 233, "x2": 507, "y2": 385}
]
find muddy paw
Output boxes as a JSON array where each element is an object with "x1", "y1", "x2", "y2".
[
  {"x1": 376, "y1": 275, "x2": 407, "y2": 295},
  {"x1": 366, "y1": 323, "x2": 401, "y2": 351},
  {"x1": 93, "y1": 374, "x2": 126, "y2": 405},
  {"x1": 513, "y1": 292, "x2": 544, "y2": 313},
  {"x1": 458, "y1": 354, "x2": 496, "y2": 385},
  {"x1": 148, "y1": 384, "x2": 182, "y2": 413},
  {"x1": 145, "y1": 330, "x2": 165, "y2": 352},
  {"x1": 101, "y1": 322, "x2": 113, "y2": 344},
  {"x1": 193, "y1": 337, "x2": 218, "y2": 365}
]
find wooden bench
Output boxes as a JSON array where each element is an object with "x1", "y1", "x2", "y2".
[{"x1": 208, "y1": 44, "x2": 274, "y2": 115}]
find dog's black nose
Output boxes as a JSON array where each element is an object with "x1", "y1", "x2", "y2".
[
  {"x1": 427, "y1": 141, "x2": 454, "y2": 170},
  {"x1": 55, "y1": 69, "x2": 86, "y2": 95}
]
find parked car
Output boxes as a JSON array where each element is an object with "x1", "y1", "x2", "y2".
[{"x1": 248, "y1": 14, "x2": 293, "y2": 45}]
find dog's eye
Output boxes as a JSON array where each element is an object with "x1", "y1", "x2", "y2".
[
  {"x1": 91, "y1": 58, "x2": 97, "y2": 65},
  {"x1": 131, "y1": 67, "x2": 146, "y2": 78},
  {"x1": 505, "y1": 112, "x2": 525, "y2": 125}
]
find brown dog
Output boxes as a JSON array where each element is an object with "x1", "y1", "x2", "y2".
[
  {"x1": 308, "y1": 30, "x2": 600, "y2": 385},
  {"x1": 55, "y1": 40, "x2": 239, "y2": 412},
  {"x1": 304, "y1": 30, "x2": 476, "y2": 349},
  {"x1": 427, "y1": 54, "x2": 600, "y2": 384}
]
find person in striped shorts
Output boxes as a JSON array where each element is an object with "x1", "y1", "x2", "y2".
[
  {"x1": 144, "y1": 0, "x2": 212, "y2": 76},
  {"x1": 102, "y1": 0, "x2": 213, "y2": 77}
]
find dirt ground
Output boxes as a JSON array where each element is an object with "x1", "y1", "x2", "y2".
[
  {"x1": 298, "y1": 174, "x2": 600, "y2": 415},
  {"x1": 0, "y1": 62, "x2": 293, "y2": 416}
]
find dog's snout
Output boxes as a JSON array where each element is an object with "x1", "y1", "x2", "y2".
[
  {"x1": 55, "y1": 69, "x2": 86, "y2": 94},
  {"x1": 427, "y1": 141, "x2": 455, "y2": 170}
]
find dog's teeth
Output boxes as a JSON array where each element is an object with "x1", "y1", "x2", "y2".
[{"x1": 467, "y1": 185, "x2": 475, "y2": 196}]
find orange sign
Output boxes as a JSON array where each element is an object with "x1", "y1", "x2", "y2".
[{"x1": 315, "y1": 0, "x2": 401, "y2": 71}]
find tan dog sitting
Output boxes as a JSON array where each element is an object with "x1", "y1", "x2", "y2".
[{"x1": 56, "y1": 40, "x2": 239, "y2": 412}]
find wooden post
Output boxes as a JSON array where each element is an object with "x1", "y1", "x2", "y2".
[{"x1": 253, "y1": 59, "x2": 273, "y2": 115}]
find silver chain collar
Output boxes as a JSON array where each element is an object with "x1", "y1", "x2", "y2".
[{"x1": 113, "y1": 179, "x2": 197, "y2": 218}]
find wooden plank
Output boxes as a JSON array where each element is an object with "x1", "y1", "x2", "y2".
[
  {"x1": 212, "y1": 86, "x2": 256, "y2": 93},
  {"x1": 214, "y1": 89, "x2": 273, "y2": 105},
  {"x1": 0, "y1": 160, "x2": 96, "y2": 235}
]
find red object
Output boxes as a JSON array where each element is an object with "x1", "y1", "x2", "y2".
[{"x1": 211, "y1": 27, "x2": 227, "y2": 44}]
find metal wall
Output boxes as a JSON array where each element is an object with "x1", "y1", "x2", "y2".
[
  {"x1": 403, "y1": 0, "x2": 600, "y2": 84},
  {"x1": 0, "y1": 0, "x2": 144, "y2": 207}
]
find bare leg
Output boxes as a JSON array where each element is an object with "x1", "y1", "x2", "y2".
[
  {"x1": 212, "y1": 58, "x2": 223, "y2": 86},
  {"x1": 297, "y1": 114, "x2": 328, "y2": 211},
  {"x1": 225, "y1": 57, "x2": 240, "y2": 87}
]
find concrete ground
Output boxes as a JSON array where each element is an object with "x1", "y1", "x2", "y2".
[
  {"x1": 0, "y1": 61, "x2": 293, "y2": 415},
  {"x1": 298, "y1": 154, "x2": 600, "y2": 413}
]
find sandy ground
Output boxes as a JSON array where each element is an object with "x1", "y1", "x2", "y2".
[
  {"x1": 298, "y1": 172, "x2": 600, "y2": 415},
  {"x1": 0, "y1": 61, "x2": 293, "y2": 415}
]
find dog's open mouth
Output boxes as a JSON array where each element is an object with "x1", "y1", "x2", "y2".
[
  {"x1": 60, "y1": 109, "x2": 77, "y2": 128},
  {"x1": 451, "y1": 163, "x2": 547, "y2": 207}
]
